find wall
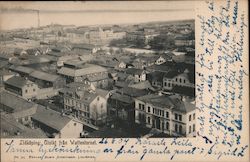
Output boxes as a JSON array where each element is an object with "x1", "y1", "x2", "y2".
[{"x1": 60, "y1": 120, "x2": 83, "y2": 138}]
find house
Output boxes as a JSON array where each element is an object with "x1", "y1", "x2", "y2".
[
  {"x1": 125, "y1": 68, "x2": 146, "y2": 83},
  {"x1": 163, "y1": 69, "x2": 195, "y2": 91},
  {"x1": 0, "y1": 91, "x2": 38, "y2": 125},
  {"x1": 29, "y1": 70, "x2": 65, "y2": 89},
  {"x1": 107, "y1": 93, "x2": 135, "y2": 124},
  {"x1": 4, "y1": 76, "x2": 39, "y2": 99},
  {"x1": 62, "y1": 87, "x2": 107, "y2": 127},
  {"x1": 147, "y1": 71, "x2": 165, "y2": 89},
  {"x1": 32, "y1": 105, "x2": 84, "y2": 138},
  {"x1": 58, "y1": 63, "x2": 108, "y2": 86},
  {"x1": 135, "y1": 94, "x2": 196, "y2": 137}
]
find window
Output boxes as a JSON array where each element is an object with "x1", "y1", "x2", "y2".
[
  {"x1": 166, "y1": 111, "x2": 169, "y2": 118},
  {"x1": 33, "y1": 88, "x2": 36, "y2": 92},
  {"x1": 193, "y1": 113, "x2": 195, "y2": 120},
  {"x1": 168, "y1": 83, "x2": 170, "y2": 87},
  {"x1": 179, "y1": 125, "x2": 182, "y2": 134},
  {"x1": 25, "y1": 89, "x2": 28, "y2": 93},
  {"x1": 183, "y1": 79, "x2": 186, "y2": 83},
  {"x1": 153, "y1": 108, "x2": 155, "y2": 114},
  {"x1": 176, "y1": 78, "x2": 178, "y2": 82},
  {"x1": 175, "y1": 113, "x2": 178, "y2": 120},
  {"x1": 189, "y1": 115, "x2": 192, "y2": 121},
  {"x1": 147, "y1": 117, "x2": 150, "y2": 124},
  {"x1": 164, "y1": 82, "x2": 167, "y2": 86},
  {"x1": 179, "y1": 78, "x2": 182, "y2": 83},
  {"x1": 74, "y1": 123, "x2": 77, "y2": 126},
  {"x1": 179, "y1": 115, "x2": 182, "y2": 121},
  {"x1": 193, "y1": 124, "x2": 195, "y2": 132},
  {"x1": 175, "y1": 124, "x2": 178, "y2": 132},
  {"x1": 166, "y1": 122, "x2": 169, "y2": 130},
  {"x1": 148, "y1": 106, "x2": 150, "y2": 113},
  {"x1": 189, "y1": 126, "x2": 191, "y2": 133},
  {"x1": 97, "y1": 97, "x2": 99, "y2": 101},
  {"x1": 142, "y1": 104, "x2": 145, "y2": 111}
]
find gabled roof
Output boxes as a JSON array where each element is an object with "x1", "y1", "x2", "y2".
[
  {"x1": 32, "y1": 105, "x2": 72, "y2": 132},
  {"x1": 5, "y1": 76, "x2": 33, "y2": 88}
]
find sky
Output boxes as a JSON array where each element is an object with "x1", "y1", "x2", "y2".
[{"x1": 0, "y1": 1, "x2": 195, "y2": 30}]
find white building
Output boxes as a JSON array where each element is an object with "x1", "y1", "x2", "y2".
[{"x1": 135, "y1": 94, "x2": 196, "y2": 137}]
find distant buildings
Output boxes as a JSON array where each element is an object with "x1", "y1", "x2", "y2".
[{"x1": 135, "y1": 94, "x2": 196, "y2": 137}]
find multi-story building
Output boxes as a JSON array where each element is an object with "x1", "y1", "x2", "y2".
[
  {"x1": 58, "y1": 63, "x2": 109, "y2": 88},
  {"x1": 163, "y1": 69, "x2": 195, "y2": 90},
  {"x1": 4, "y1": 76, "x2": 39, "y2": 99},
  {"x1": 135, "y1": 94, "x2": 196, "y2": 137},
  {"x1": 107, "y1": 92, "x2": 135, "y2": 124},
  {"x1": 62, "y1": 86, "x2": 107, "y2": 127}
]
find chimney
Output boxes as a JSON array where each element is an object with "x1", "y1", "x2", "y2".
[{"x1": 158, "y1": 91, "x2": 162, "y2": 96}]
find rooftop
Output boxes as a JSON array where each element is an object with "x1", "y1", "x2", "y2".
[
  {"x1": 125, "y1": 68, "x2": 144, "y2": 75},
  {"x1": 32, "y1": 105, "x2": 72, "y2": 132},
  {"x1": 30, "y1": 70, "x2": 61, "y2": 82},
  {"x1": 58, "y1": 64, "x2": 107, "y2": 77},
  {"x1": 136, "y1": 94, "x2": 174, "y2": 108},
  {"x1": 9, "y1": 65, "x2": 35, "y2": 75},
  {"x1": 5, "y1": 76, "x2": 34, "y2": 88},
  {"x1": 0, "y1": 91, "x2": 37, "y2": 113}
]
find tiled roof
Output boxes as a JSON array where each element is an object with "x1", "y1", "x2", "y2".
[
  {"x1": 32, "y1": 105, "x2": 72, "y2": 131},
  {"x1": 5, "y1": 76, "x2": 33, "y2": 88}
]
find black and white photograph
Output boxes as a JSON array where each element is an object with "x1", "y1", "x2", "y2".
[{"x1": 0, "y1": 1, "x2": 196, "y2": 138}]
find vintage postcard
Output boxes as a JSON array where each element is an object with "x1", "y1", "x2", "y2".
[{"x1": 0, "y1": 1, "x2": 249, "y2": 162}]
